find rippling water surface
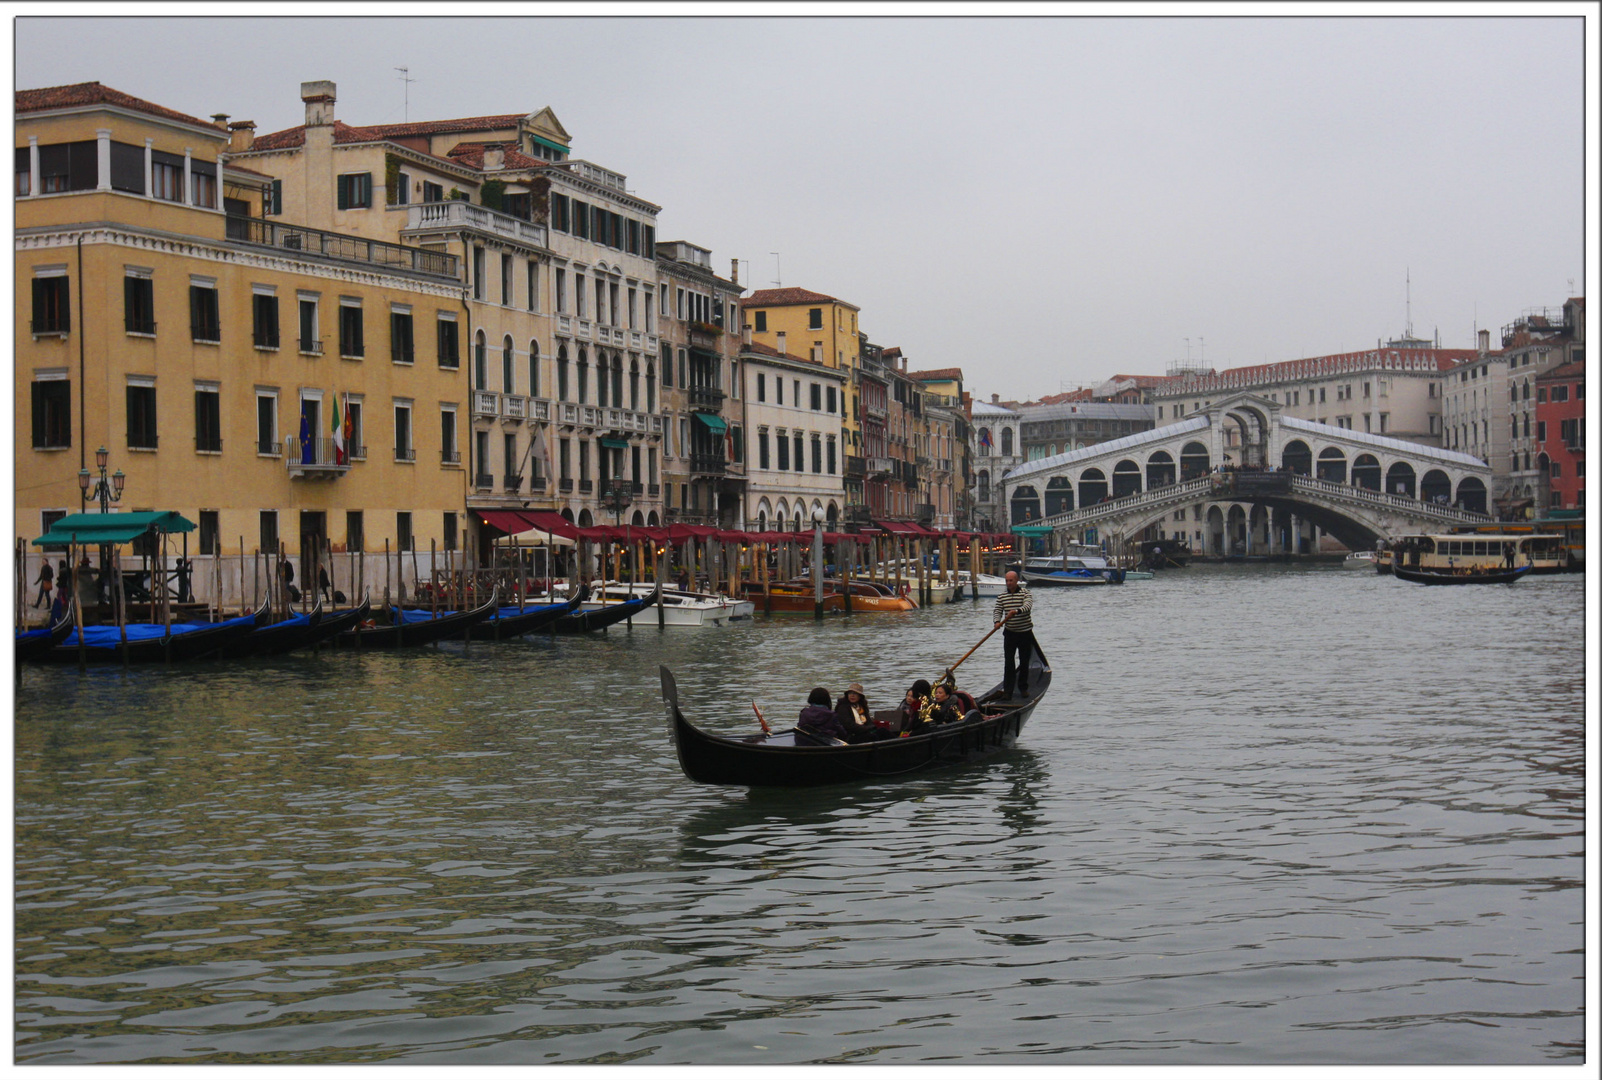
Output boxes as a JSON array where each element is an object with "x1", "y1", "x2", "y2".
[{"x1": 13, "y1": 564, "x2": 1586, "y2": 1064}]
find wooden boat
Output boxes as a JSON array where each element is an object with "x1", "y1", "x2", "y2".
[
  {"x1": 1394, "y1": 563, "x2": 1532, "y2": 586},
  {"x1": 334, "y1": 589, "x2": 499, "y2": 648},
  {"x1": 36, "y1": 602, "x2": 266, "y2": 665},
  {"x1": 15, "y1": 598, "x2": 76, "y2": 663},
  {"x1": 214, "y1": 594, "x2": 374, "y2": 658},
  {"x1": 468, "y1": 587, "x2": 588, "y2": 640},
  {"x1": 738, "y1": 581, "x2": 847, "y2": 614},
  {"x1": 660, "y1": 648, "x2": 1051, "y2": 787},
  {"x1": 552, "y1": 582, "x2": 659, "y2": 632},
  {"x1": 796, "y1": 578, "x2": 917, "y2": 611}
]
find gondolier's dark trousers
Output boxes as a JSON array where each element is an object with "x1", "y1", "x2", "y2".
[{"x1": 1002, "y1": 629, "x2": 1041, "y2": 698}]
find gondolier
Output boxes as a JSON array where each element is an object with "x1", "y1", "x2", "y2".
[{"x1": 992, "y1": 571, "x2": 1041, "y2": 700}]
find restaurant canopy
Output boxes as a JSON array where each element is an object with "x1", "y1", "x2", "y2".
[{"x1": 34, "y1": 511, "x2": 196, "y2": 547}]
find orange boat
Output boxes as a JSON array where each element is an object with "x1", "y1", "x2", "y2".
[
  {"x1": 739, "y1": 581, "x2": 846, "y2": 614},
  {"x1": 809, "y1": 578, "x2": 917, "y2": 611}
]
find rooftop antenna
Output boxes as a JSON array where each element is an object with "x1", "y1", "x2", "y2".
[
  {"x1": 769, "y1": 252, "x2": 781, "y2": 287},
  {"x1": 1405, "y1": 267, "x2": 1413, "y2": 339},
  {"x1": 395, "y1": 66, "x2": 416, "y2": 122}
]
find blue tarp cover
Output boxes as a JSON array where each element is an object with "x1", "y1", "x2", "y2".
[{"x1": 62, "y1": 612, "x2": 254, "y2": 648}]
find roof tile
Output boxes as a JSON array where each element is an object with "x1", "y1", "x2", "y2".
[{"x1": 16, "y1": 81, "x2": 223, "y2": 132}]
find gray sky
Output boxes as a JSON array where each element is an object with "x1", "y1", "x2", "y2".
[{"x1": 14, "y1": 12, "x2": 1593, "y2": 400}]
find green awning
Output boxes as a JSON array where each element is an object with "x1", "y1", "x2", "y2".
[
  {"x1": 599, "y1": 436, "x2": 630, "y2": 450},
  {"x1": 34, "y1": 511, "x2": 197, "y2": 546},
  {"x1": 1011, "y1": 524, "x2": 1054, "y2": 536},
  {"x1": 530, "y1": 133, "x2": 570, "y2": 156},
  {"x1": 694, "y1": 412, "x2": 728, "y2": 434}
]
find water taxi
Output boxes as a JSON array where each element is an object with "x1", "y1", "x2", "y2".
[{"x1": 1377, "y1": 532, "x2": 1567, "y2": 575}]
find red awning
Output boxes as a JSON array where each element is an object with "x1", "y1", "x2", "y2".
[
  {"x1": 667, "y1": 524, "x2": 722, "y2": 541},
  {"x1": 519, "y1": 510, "x2": 581, "y2": 540},
  {"x1": 477, "y1": 510, "x2": 536, "y2": 535},
  {"x1": 874, "y1": 520, "x2": 920, "y2": 534}
]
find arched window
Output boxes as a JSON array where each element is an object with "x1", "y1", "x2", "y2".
[
  {"x1": 646, "y1": 363, "x2": 656, "y2": 413},
  {"x1": 1001, "y1": 428, "x2": 1013, "y2": 456},
  {"x1": 528, "y1": 341, "x2": 540, "y2": 397},
  {"x1": 474, "y1": 330, "x2": 488, "y2": 391},
  {"x1": 577, "y1": 349, "x2": 589, "y2": 403},
  {"x1": 557, "y1": 344, "x2": 570, "y2": 402},
  {"x1": 595, "y1": 349, "x2": 608, "y2": 406},
  {"x1": 612, "y1": 355, "x2": 624, "y2": 407},
  {"x1": 503, "y1": 335, "x2": 515, "y2": 393},
  {"x1": 630, "y1": 359, "x2": 640, "y2": 410},
  {"x1": 978, "y1": 428, "x2": 992, "y2": 457}
]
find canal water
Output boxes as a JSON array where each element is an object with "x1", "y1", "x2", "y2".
[{"x1": 13, "y1": 564, "x2": 1586, "y2": 1065}]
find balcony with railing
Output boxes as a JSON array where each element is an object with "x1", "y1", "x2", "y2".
[
  {"x1": 867, "y1": 456, "x2": 895, "y2": 477},
  {"x1": 529, "y1": 398, "x2": 552, "y2": 423},
  {"x1": 229, "y1": 216, "x2": 458, "y2": 278},
  {"x1": 559, "y1": 478, "x2": 574, "y2": 493},
  {"x1": 473, "y1": 390, "x2": 500, "y2": 418},
  {"x1": 503, "y1": 473, "x2": 522, "y2": 492},
  {"x1": 441, "y1": 448, "x2": 461, "y2": 465},
  {"x1": 284, "y1": 437, "x2": 350, "y2": 480},
  {"x1": 578, "y1": 479, "x2": 594, "y2": 494},
  {"x1": 690, "y1": 454, "x2": 726, "y2": 477},
  {"x1": 403, "y1": 200, "x2": 547, "y2": 251},
  {"x1": 503, "y1": 394, "x2": 527, "y2": 422},
  {"x1": 688, "y1": 386, "x2": 726, "y2": 412},
  {"x1": 474, "y1": 472, "x2": 494, "y2": 490}
]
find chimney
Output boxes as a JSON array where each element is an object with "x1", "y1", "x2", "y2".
[
  {"x1": 730, "y1": 258, "x2": 739, "y2": 285},
  {"x1": 776, "y1": 331, "x2": 787, "y2": 355},
  {"x1": 484, "y1": 145, "x2": 504, "y2": 171},
  {"x1": 743, "y1": 324, "x2": 752, "y2": 346},
  {"x1": 227, "y1": 120, "x2": 256, "y2": 153},
  {"x1": 992, "y1": 393, "x2": 1000, "y2": 404},
  {"x1": 211, "y1": 113, "x2": 229, "y2": 128},
  {"x1": 301, "y1": 80, "x2": 336, "y2": 127},
  {"x1": 1478, "y1": 328, "x2": 1490, "y2": 354}
]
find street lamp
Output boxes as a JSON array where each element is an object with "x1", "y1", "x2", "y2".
[
  {"x1": 78, "y1": 446, "x2": 126, "y2": 513},
  {"x1": 602, "y1": 473, "x2": 633, "y2": 527}
]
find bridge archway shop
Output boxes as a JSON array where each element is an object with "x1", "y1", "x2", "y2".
[{"x1": 1000, "y1": 392, "x2": 1494, "y2": 555}]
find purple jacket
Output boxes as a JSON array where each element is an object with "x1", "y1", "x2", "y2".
[{"x1": 797, "y1": 704, "x2": 848, "y2": 742}]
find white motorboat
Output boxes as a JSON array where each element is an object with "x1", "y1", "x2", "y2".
[
  {"x1": 1017, "y1": 555, "x2": 1109, "y2": 586},
  {"x1": 580, "y1": 581, "x2": 751, "y2": 625},
  {"x1": 1343, "y1": 550, "x2": 1378, "y2": 568},
  {"x1": 956, "y1": 571, "x2": 1010, "y2": 598}
]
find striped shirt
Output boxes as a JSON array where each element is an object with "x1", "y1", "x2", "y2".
[{"x1": 992, "y1": 586, "x2": 1034, "y2": 633}]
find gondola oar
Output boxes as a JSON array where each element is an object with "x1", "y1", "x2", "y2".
[
  {"x1": 940, "y1": 612, "x2": 1010, "y2": 686},
  {"x1": 751, "y1": 701, "x2": 772, "y2": 736}
]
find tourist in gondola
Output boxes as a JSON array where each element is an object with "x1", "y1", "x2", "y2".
[
  {"x1": 928, "y1": 682, "x2": 965, "y2": 725},
  {"x1": 942, "y1": 678, "x2": 978, "y2": 717},
  {"x1": 835, "y1": 683, "x2": 896, "y2": 742},
  {"x1": 899, "y1": 679, "x2": 935, "y2": 734},
  {"x1": 797, "y1": 688, "x2": 850, "y2": 743},
  {"x1": 992, "y1": 571, "x2": 1039, "y2": 700}
]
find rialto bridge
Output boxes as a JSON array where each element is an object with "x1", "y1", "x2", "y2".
[{"x1": 1000, "y1": 393, "x2": 1495, "y2": 556}]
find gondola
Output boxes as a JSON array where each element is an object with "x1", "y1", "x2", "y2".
[
  {"x1": 467, "y1": 586, "x2": 588, "y2": 640},
  {"x1": 333, "y1": 589, "x2": 499, "y2": 649},
  {"x1": 1394, "y1": 563, "x2": 1532, "y2": 585},
  {"x1": 659, "y1": 648, "x2": 1052, "y2": 787},
  {"x1": 553, "y1": 582, "x2": 660, "y2": 633},
  {"x1": 214, "y1": 593, "x2": 374, "y2": 658},
  {"x1": 34, "y1": 601, "x2": 267, "y2": 665},
  {"x1": 15, "y1": 598, "x2": 76, "y2": 663}
]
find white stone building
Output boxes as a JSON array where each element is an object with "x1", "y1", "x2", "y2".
[{"x1": 739, "y1": 337, "x2": 849, "y2": 531}]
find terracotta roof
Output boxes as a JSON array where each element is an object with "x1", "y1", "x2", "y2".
[
  {"x1": 1162, "y1": 348, "x2": 1479, "y2": 392},
  {"x1": 741, "y1": 339, "x2": 827, "y2": 367},
  {"x1": 447, "y1": 141, "x2": 548, "y2": 170},
  {"x1": 1537, "y1": 360, "x2": 1586, "y2": 381},
  {"x1": 741, "y1": 287, "x2": 849, "y2": 308},
  {"x1": 16, "y1": 81, "x2": 223, "y2": 132},
  {"x1": 882, "y1": 346, "x2": 903, "y2": 358},
  {"x1": 250, "y1": 112, "x2": 530, "y2": 152},
  {"x1": 909, "y1": 368, "x2": 964, "y2": 382},
  {"x1": 1036, "y1": 389, "x2": 1094, "y2": 405}
]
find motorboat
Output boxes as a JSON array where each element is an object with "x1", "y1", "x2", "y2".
[
  {"x1": 955, "y1": 570, "x2": 1009, "y2": 598},
  {"x1": 1017, "y1": 555, "x2": 1108, "y2": 587},
  {"x1": 583, "y1": 581, "x2": 744, "y2": 626}
]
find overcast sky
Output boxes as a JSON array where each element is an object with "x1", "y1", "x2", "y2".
[{"x1": 13, "y1": 11, "x2": 1594, "y2": 400}]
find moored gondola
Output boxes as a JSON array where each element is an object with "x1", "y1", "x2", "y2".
[
  {"x1": 467, "y1": 586, "x2": 588, "y2": 640},
  {"x1": 1394, "y1": 563, "x2": 1532, "y2": 585},
  {"x1": 553, "y1": 582, "x2": 660, "y2": 632},
  {"x1": 15, "y1": 598, "x2": 77, "y2": 663},
  {"x1": 334, "y1": 589, "x2": 499, "y2": 648},
  {"x1": 34, "y1": 601, "x2": 267, "y2": 665},
  {"x1": 659, "y1": 649, "x2": 1051, "y2": 787},
  {"x1": 215, "y1": 593, "x2": 374, "y2": 658}
]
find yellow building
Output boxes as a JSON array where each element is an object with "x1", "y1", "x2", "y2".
[
  {"x1": 740, "y1": 287, "x2": 864, "y2": 509},
  {"x1": 15, "y1": 82, "x2": 469, "y2": 590}
]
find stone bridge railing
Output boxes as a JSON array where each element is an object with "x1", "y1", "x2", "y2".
[{"x1": 1028, "y1": 472, "x2": 1492, "y2": 533}]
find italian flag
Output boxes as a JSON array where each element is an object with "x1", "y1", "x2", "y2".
[{"x1": 332, "y1": 392, "x2": 347, "y2": 465}]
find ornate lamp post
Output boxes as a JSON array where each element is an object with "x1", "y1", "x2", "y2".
[
  {"x1": 78, "y1": 446, "x2": 126, "y2": 513},
  {"x1": 602, "y1": 474, "x2": 634, "y2": 588}
]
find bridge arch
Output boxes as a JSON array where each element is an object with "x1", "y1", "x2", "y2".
[
  {"x1": 1146, "y1": 450, "x2": 1175, "y2": 488},
  {"x1": 1011, "y1": 485, "x2": 1040, "y2": 524},
  {"x1": 1282, "y1": 439, "x2": 1313, "y2": 475},
  {"x1": 1223, "y1": 403, "x2": 1273, "y2": 468},
  {"x1": 1456, "y1": 476, "x2": 1488, "y2": 514},
  {"x1": 1386, "y1": 461, "x2": 1417, "y2": 498},
  {"x1": 1112, "y1": 459, "x2": 1142, "y2": 497},
  {"x1": 1079, "y1": 468, "x2": 1108, "y2": 506},
  {"x1": 1180, "y1": 441, "x2": 1210, "y2": 480},
  {"x1": 1352, "y1": 453, "x2": 1381, "y2": 490},
  {"x1": 1317, "y1": 446, "x2": 1347, "y2": 483},
  {"x1": 1420, "y1": 468, "x2": 1451, "y2": 505},
  {"x1": 1045, "y1": 477, "x2": 1074, "y2": 516}
]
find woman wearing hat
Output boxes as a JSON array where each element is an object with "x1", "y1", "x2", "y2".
[{"x1": 834, "y1": 682, "x2": 894, "y2": 743}]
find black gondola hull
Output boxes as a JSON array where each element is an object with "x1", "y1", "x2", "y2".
[
  {"x1": 661, "y1": 653, "x2": 1051, "y2": 787},
  {"x1": 36, "y1": 606, "x2": 264, "y2": 665},
  {"x1": 216, "y1": 596, "x2": 374, "y2": 658},
  {"x1": 467, "y1": 587, "x2": 588, "y2": 640},
  {"x1": 15, "y1": 600, "x2": 76, "y2": 663},
  {"x1": 1394, "y1": 564, "x2": 1531, "y2": 585},
  {"x1": 333, "y1": 591, "x2": 499, "y2": 649},
  {"x1": 554, "y1": 584, "x2": 660, "y2": 633}
]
